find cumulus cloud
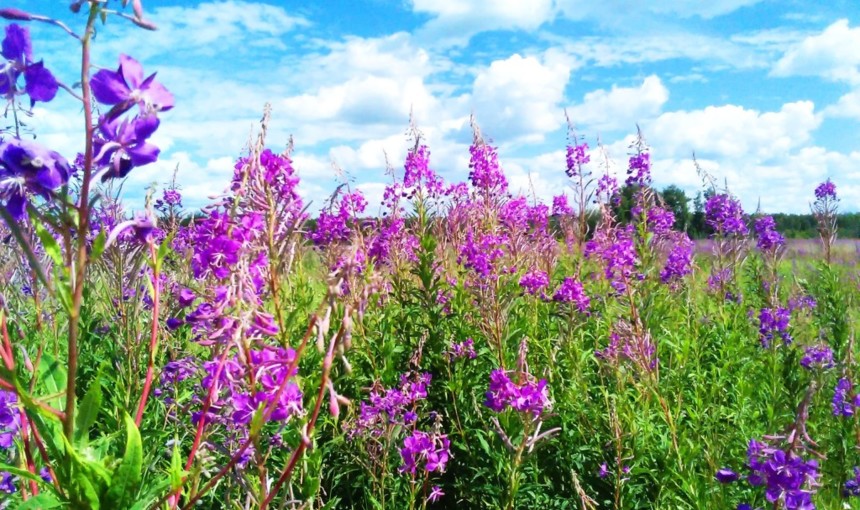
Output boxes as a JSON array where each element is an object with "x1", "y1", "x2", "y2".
[
  {"x1": 565, "y1": 75, "x2": 669, "y2": 132},
  {"x1": 412, "y1": 0, "x2": 556, "y2": 47},
  {"x1": 773, "y1": 19, "x2": 860, "y2": 84},
  {"x1": 470, "y1": 53, "x2": 572, "y2": 142}
]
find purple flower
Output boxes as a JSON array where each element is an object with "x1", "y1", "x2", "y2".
[
  {"x1": 0, "y1": 390, "x2": 20, "y2": 449},
  {"x1": 552, "y1": 277, "x2": 590, "y2": 313},
  {"x1": 745, "y1": 439, "x2": 819, "y2": 509},
  {"x1": 468, "y1": 142, "x2": 507, "y2": 194},
  {"x1": 833, "y1": 378, "x2": 855, "y2": 417},
  {"x1": 90, "y1": 54, "x2": 174, "y2": 116},
  {"x1": 715, "y1": 468, "x2": 740, "y2": 483},
  {"x1": 427, "y1": 485, "x2": 445, "y2": 503},
  {"x1": 552, "y1": 194, "x2": 573, "y2": 216},
  {"x1": 626, "y1": 151, "x2": 651, "y2": 187},
  {"x1": 93, "y1": 114, "x2": 161, "y2": 179},
  {"x1": 448, "y1": 338, "x2": 477, "y2": 360},
  {"x1": 814, "y1": 179, "x2": 836, "y2": 201},
  {"x1": 646, "y1": 206, "x2": 675, "y2": 235},
  {"x1": 565, "y1": 143, "x2": 590, "y2": 178},
  {"x1": 484, "y1": 369, "x2": 550, "y2": 416},
  {"x1": 399, "y1": 430, "x2": 450, "y2": 474},
  {"x1": 799, "y1": 344, "x2": 833, "y2": 370},
  {"x1": 0, "y1": 24, "x2": 58, "y2": 105},
  {"x1": 0, "y1": 138, "x2": 71, "y2": 218},
  {"x1": 660, "y1": 234, "x2": 694, "y2": 286},
  {"x1": 754, "y1": 216, "x2": 785, "y2": 253},
  {"x1": 519, "y1": 269, "x2": 549, "y2": 296},
  {"x1": 758, "y1": 307, "x2": 792, "y2": 347},
  {"x1": 844, "y1": 467, "x2": 860, "y2": 497},
  {"x1": 598, "y1": 462, "x2": 609, "y2": 478},
  {"x1": 705, "y1": 193, "x2": 747, "y2": 237}
]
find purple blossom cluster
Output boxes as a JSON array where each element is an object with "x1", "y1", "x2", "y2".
[
  {"x1": 845, "y1": 467, "x2": 860, "y2": 497},
  {"x1": 1, "y1": 24, "x2": 58, "y2": 105},
  {"x1": 348, "y1": 373, "x2": 432, "y2": 438},
  {"x1": 585, "y1": 225, "x2": 638, "y2": 293},
  {"x1": 310, "y1": 190, "x2": 366, "y2": 247},
  {"x1": 832, "y1": 378, "x2": 860, "y2": 417},
  {"x1": 552, "y1": 194, "x2": 573, "y2": 216},
  {"x1": 595, "y1": 329, "x2": 659, "y2": 374},
  {"x1": 705, "y1": 193, "x2": 748, "y2": 237},
  {"x1": 799, "y1": 345, "x2": 833, "y2": 371},
  {"x1": 565, "y1": 142, "x2": 590, "y2": 178},
  {"x1": 458, "y1": 231, "x2": 509, "y2": 279},
  {"x1": 403, "y1": 144, "x2": 445, "y2": 197},
  {"x1": 745, "y1": 439, "x2": 820, "y2": 509},
  {"x1": 646, "y1": 206, "x2": 675, "y2": 236},
  {"x1": 448, "y1": 338, "x2": 477, "y2": 361},
  {"x1": 484, "y1": 369, "x2": 551, "y2": 417},
  {"x1": 660, "y1": 234, "x2": 694, "y2": 286},
  {"x1": 195, "y1": 346, "x2": 304, "y2": 428},
  {"x1": 754, "y1": 216, "x2": 785, "y2": 253},
  {"x1": 468, "y1": 142, "x2": 507, "y2": 195},
  {"x1": 399, "y1": 429, "x2": 451, "y2": 475},
  {"x1": 626, "y1": 151, "x2": 651, "y2": 187},
  {"x1": 552, "y1": 277, "x2": 590, "y2": 314},
  {"x1": 757, "y1": 307, "x2": 792, "y2": 347},
  {"x1": 0, "y1": 390, "x2": 19, "y2": 449},
  {"x1": 814, "y1": 179, "x2": 837, "y2": 201},
  {"x1": 519, "y1": 268, "x2": 549, "y2": 296}
]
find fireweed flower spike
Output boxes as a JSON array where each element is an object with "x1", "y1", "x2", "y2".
[
  {"x1": 0, "y1": 23, "x2": 58, "y2": 105},
  {"x1": 0, "y1": 137, "x2": 71, "y2": 218},
  {"x1": 91, "y1": 53, "x2": 174, "y2": 117},
  {"x1": 93, "y1": 113, "x2": 161, "y2": 179}
]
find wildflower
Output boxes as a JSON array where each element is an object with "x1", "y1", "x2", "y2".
[
  {"x1": 484, "y1": 369, "x2": 550, "y2": 417},
  {"x1": 565, "y1": 142, "x2": 590, "y2": 178},
  {"x1": 519, "y1": 269, "x2": 549, "y2": 296},
  {"x1": 598, "y1": 463, "x2": 609, "y2": 478},
  {"x1": 814, "y1": 179, "x2": 836, "y2": 201},
  {"x1": 93, "y1": 114, "x2": 161, "y2": 179},
  {"x1": 800, "y1": 345, "x2": 834, "y2": 370},
  {"x1": 660, "y1": 234, "x2": 694, "y2": 286},
  {"x1": 746, "y1": 439, "x2": 819, "y2": 509},
  {"x1": 399, "y1": 430, "x2": 450, "y2": 474},
  {"x1": 0, "y1": 23, "x2": 58, "y2": 105},
  {"x1": 833, "y1": 378, "x2": 855, "y2": 417},
  {"x1": 448, "y1": 338, "x2": 477, "y2": 360},
  {"x1": 552, "y1": 194, "x2": 572, "y2": 216},
  {"x1": 705, "y1": 193, "x2": 747, "y2": 236},
  {"x1": 715, "y1": 468, "x2": 740, "y2": 483},
  {"x1": 626, "y1": 151, "x2": 651, "y2": 187},
  {"x1": 427, "y1": 485, "x2": 445, "y2": 503},
  {"x1": 0, "y1": 390, "x2": 19, "y2": 449},
  {"x1": 0, "y1": 137, "x2": 71, "y2": 218},
  {"x1": 754, "y1": 216, "x2": 785, "y2": 253},
  {"x1": 758, "y1": 307, "x2": 792, "y2": 347},
  {"x1": 552, "y1": 277, "x2": 590, "y2": 313},
  {"x1": 91, "y1": 53, "x2": 174, "y2": 116},
  {"x1": 468, "y1": 142, "x2": 507, "y2": 194},
  {"x1": 844, "y1": 467, "x2": 860, "y2": 497}
]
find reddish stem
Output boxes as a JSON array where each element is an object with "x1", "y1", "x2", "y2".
[{"x1": 134, "y1": 242, "x2": 160, "y2": 426}]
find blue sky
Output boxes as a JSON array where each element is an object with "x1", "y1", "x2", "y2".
[{"x1": 8, "y1": 0, "x2": 860, "y2": 213}]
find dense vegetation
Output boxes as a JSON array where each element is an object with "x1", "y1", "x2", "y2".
[{"x1": 1, "y1": 5, "x2": 859, "y2": 510}]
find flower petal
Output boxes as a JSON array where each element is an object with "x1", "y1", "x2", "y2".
[
  {"x1": 118, "y1": 54, "x2": 144, "y2": 89},
  {"x1": 1, "y1": 24, "x2": 31, "y2": 62},
  {"x1": 91, "y1": 69, "x2": 130, "y2": 106},
  {"x1": 24, "y1": 60, "x2": 58, "y2": 103},
  {"x1": 127, "y1": 142, "x2": 160, "y2": 167}
]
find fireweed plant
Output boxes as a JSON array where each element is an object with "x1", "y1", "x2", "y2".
[{"x1": 0, "y1": 5, "x2": 859, "y2": 510}]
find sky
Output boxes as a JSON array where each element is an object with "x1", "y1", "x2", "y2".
[{"x1": 7, "y1": 0, "x2": 860, "y2": 214}]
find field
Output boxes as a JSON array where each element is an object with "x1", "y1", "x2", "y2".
[{"x1": 2, "y1": 8, "x2": 860, "y2": 510}]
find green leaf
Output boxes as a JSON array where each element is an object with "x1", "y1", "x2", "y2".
[
  {"x1": 90, "y1": 229, "x2": 107, "y2": 262},
  {"x1": 75, "y1": 376, "x2": 103, "y2": 445},
  {"x1": 127, "y1": 478, "x2": 172, "y2": 510},
  {"x1": 32, "y1": 219, "x2": 64, "y2": 267},
  {"x1": 17, "y1": 493, "x2": 65, "y2": 509},
  {"x1": 168, "y1": 438, "x2": 187, "y2": 492},
  {"x1": 35, "y1": 353, "x2": 67, "y2": 410},
  {"x1": 105, "y1": 413, "x2": 143, "y2": 508}
]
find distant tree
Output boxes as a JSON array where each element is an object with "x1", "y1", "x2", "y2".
[{"x1": 660, "y1": 185, "x2": 691, "y2": 232}]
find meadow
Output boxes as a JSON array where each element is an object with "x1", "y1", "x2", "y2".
[{"x1": 1, "y1": 4, "x2": 859, "y2": 510}]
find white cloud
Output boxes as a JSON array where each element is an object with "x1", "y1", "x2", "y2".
[
  {"x1": 566, "y1": 75, "x2": 669, "y2": 132},
  {"x1": 824, "y1": 90, "x2": 860, "y2": 120},
  {"x1": 412, "y1": 0, "x2": 556, "y2": 47},
  {"x1": 644, "y1": 101, "x2": 821, "y2": 160},
  {"x1": 773, "y1": 19, "x2": 860, "y2": 84},
  {"x1": 470, "y1": 53, "x2": 572, "y2": 142}
]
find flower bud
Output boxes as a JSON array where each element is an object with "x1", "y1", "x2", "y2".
[{"x1": 0, "y1": 8, "x2": 34, "y2": 20}]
